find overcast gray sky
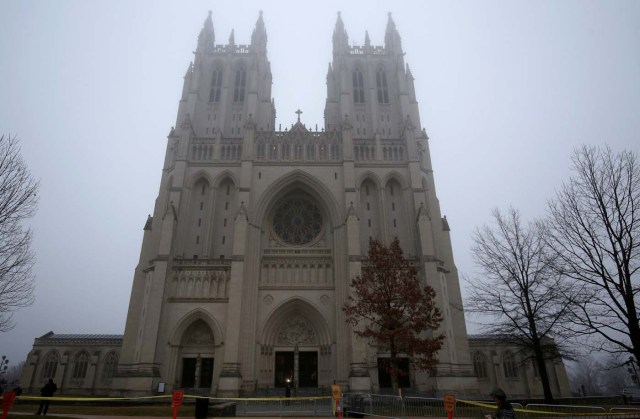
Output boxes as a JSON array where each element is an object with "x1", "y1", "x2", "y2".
[{"x1": 1, "y1": 0, "x2": 639, "y2": 365}]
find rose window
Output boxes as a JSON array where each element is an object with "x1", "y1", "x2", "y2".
[{"x1": 272, "y1": 196, "x2": 323, "y2": 245}]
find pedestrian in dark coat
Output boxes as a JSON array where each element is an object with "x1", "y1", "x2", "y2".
[
  {"x1": 485, "y1": 387, "x2": 515, "y2": 419},
  {"x1": 36, "y1": 378, "x2": 57, "y2": 415}
]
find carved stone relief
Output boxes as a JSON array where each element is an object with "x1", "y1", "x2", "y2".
[
  {"x1": 276, "y1": 316, "x2": 316, "y2": 345},
  {"x1": 183, "y1": 321, "x2": 214, "y2": 345}
]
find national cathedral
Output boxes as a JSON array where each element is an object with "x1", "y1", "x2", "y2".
[{"x1": 21, "y1": 12, "x2": 571, "y2": 398}]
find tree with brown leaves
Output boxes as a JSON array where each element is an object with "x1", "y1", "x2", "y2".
[{"x1": 343, "y1": 238, "x2": 444, "y2": 394}]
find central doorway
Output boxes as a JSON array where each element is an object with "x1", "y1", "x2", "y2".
[
  {"x1": 274, "y1": 351, "x2": 318, "y2": 387},
  {"x1": 181, "y1": 357, "x2": 214, "y2": 388}
]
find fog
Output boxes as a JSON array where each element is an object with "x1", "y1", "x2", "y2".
[{"x1": 1, "y1": 0, "x2": 639, "y2": 366}]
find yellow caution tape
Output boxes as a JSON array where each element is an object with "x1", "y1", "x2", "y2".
[
  {"x1": 17, "y1": 395, "x2": 171, "y2": 401},
  {"x1": 16, "y1": 395, "x2": 331, "y2": 402},
  {"x1": 458, "y1": 399, "x2": 633, "y2": 416}
]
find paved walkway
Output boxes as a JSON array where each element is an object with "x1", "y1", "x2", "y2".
[{"x1": 10, "y1": 414, "x2": 320, "y2": 419}]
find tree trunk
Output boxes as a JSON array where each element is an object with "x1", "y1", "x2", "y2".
[{"x1": 533, "y1": 343, "x2": 554, "y2": 403}]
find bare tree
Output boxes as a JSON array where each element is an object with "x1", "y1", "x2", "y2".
[
  {"x1": 0, "y1": 135, "x2": 39, "y2": 332},
  {"x1": 4, "y1": 360, "x2": 26, "y2": 386},
  {"x1": 568, "y1": 356, "x2": 605, "y2": 396},
  {"x1": 343, "y1": 238, "x2": 444, "y2": 395},
  {"x1": 600, "y1": 353, "x2": 634, "y2": 394},
  {"x1": 466, "y1": 207, "x2": 574, "y2": 403},
  {"x1": 547, "y1": 146, "x2": 640, "y2": 365}
]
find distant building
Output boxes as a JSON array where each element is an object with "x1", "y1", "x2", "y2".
[
  {"x1": 21, "y1": 11, "x2": 570, "y2": 398},
  {"x1": 21, "y1": 332, "x2": 121, "y2": 395},
  {"x1": 468, "y1": 335, "x2": 571, "y2": 398}
]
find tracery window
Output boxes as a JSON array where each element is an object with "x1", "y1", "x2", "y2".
[
  {"x1": 257, "y1": 142, "x2": 265, "y2": 160},
  {"x1": 272, "y1": 196, "x2": 323, "y2": 245},
  {"x1": 233, "y1": 67, "x2": 246, "y2": 102},
  {"x1": 306, "y1": 144, "x2": 316, "y2": 160},
  {"x1": 353, "y1": 69, "x2": 365, "y2": 103},
  {"x1": 102, "y1": 352, "x2": 119, "y2": 382},
  {"x1": 473, "y1": 352, "x2": 488, "y2": 378},
  {"x1": 72, "y1": 351, "x2": 89, "y2": 379},
  {"x1": 503, "y1": 351, "x2": 518, "y2": 379},
  {"x1": 41, "y1": 351, "x2": 59, "y2": 379},
  {"x1": 376, "y1": 68, "x2": 389, "y2": 103},
  {"x1": 209, "y1": 68, "x2": 222, "y2": 102},
  {"x1": 330, "y1": 142, "x2": 339, "y2": 159},
  {"x1": 281, "y1": 143, "x2": 290, "y2": 159}
]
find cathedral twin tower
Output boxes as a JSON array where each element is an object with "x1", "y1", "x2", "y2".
[{"x1": 113, "y1": 11, "x2": 477, "y2": 396}]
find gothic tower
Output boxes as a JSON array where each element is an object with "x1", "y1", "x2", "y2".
[{"x1": 113, "y1": 11, "x2": 478, "y2": 397}]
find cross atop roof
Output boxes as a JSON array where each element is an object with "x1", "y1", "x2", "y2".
[{"x1": 295, "y1": 109, "x2": 303, "y2": 122}]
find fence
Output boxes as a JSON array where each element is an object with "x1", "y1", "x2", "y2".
[
  {"x1": 12, "y1": 393, "x2": 640, "y2": 418},
  {"x1": 339, "y1": 393, "x2": 640, "y2": 419},
  {"x1": 233, "y1": 396, "x2": 333, "y2": 416}
]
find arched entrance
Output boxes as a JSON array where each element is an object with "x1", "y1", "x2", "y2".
[
  {"x1": 178, "y1": 320, "x2": 216, "y2": 389},
  {"x1": 258, "y1": 299, "x2": 333, "y2": 389},
  {"x1": 168, "y1": 310, "x2": 223, "y2": 393}
]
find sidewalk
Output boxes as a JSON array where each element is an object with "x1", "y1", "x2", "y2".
[{"x1": 10, "y1": 416, "x2": 317, "y2": 419}]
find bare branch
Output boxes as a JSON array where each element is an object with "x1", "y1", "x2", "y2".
[
  {"x1": 547, "y1": 145, "x2": 640, "y2": 365},
  {"x1": 466, "y1": 207, "x2": 575, "y2": 402},
  {"x1": 0, "y1": 135, "x2": 39, "y2": 332}
]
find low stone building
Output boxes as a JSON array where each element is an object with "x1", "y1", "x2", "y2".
[
  {"x1": 21, "y1": 332, "x2": 122, "y2": 395},
  {"x1": 468, "y1": 335, "x2": 571, "y2": 398}
]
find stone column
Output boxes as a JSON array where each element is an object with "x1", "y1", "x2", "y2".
[{"x1": 218, "y1": 204, "x2": 249, "y2": 396}]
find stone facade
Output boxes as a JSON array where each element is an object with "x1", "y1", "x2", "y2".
[
  {"x1": 21, "y1": 11, "x2": 571, "y2": 398},
  {"x1": 468, "y1": 336, "x2": 571, "y2": 398},
  {"x1": 21, "y1": 332, "x2": 121, "y2": 395}
]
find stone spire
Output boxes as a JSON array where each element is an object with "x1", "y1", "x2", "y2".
[
  {"x1": 332, "y1": 12, "x2": 349, "y2": 55},
  {"x1": 250, "y1": 11, "x2": 267, "y2": 53},
  {"x1": 228, "y1": 29, "x2": 235, "y2": 47},
  {"x1": 195, "y1": 11, "x2": 215, "y2": 59},
  {"x1": 384, "y1": 12, "x2": 402, "y2": 53}
]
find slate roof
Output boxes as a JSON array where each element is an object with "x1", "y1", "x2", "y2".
[{"x1": 33, "y1": 331, "x2": 123, "y2": 345}]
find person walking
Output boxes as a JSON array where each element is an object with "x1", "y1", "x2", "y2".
[
  {"x1": 485, "y1": 387, "x2": 515, "y2": 419},
  {"x1": 35, "y1": 378, "x2": 57, "y2": 415}
]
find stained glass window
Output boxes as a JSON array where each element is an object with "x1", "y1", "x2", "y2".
[
  {"x1": 73, "y1": 351, "x2": 89, "y2": 379},
  {"x1": 473, "y1": 352, "x2": 488, "y2": 378},
  {"x1": 273, "y1": 197, "x2": 323, "y2": 245}
]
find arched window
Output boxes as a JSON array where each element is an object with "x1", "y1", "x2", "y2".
[
  {"x1": 503, "y1": 351, "x2": 518, "y2": 379},
  {"x1": 233, "y1": 67, "x2": 246, "y2": 102},
  {"x1": 307, "y1": 144, "x2": 316, "y2": 160},
  {"x1": 473, "y1": 352, "x2": 488, "y2": 379},
  {"x1": 353, "y1": 68, "x2": 365, "y2": 103},
  {"x1": 209, "y1": 68, "x2": 223, "y2": 102},
  {"x1": 72, "y1": 351, "x2": 89, "y2": 379},
  {"x1": 102, "y1": 352, "x2": 119, "y2": 382},
  {"x1": 330, "y1": 142, "x2": 339, "y2": 159},
  {"x1": 256, "y1": 142, "x2": 265, "y2": 160},
  {"x1": 281, "y1": 143, "x2": 290, "y2": 159},
  {"x1": 376, "y1": 68, "x2": 389, "y2": 104},
  {"x1": 41, "y1": 351, "x2": 59, "y2": 379}
]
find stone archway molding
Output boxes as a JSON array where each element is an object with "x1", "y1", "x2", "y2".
[
  {"x1": 168, "y1": 308, "x2": 224, "y2": 347},
  {"x1": 260, "y1": 297, "x2": 332, "y2": 347}
]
